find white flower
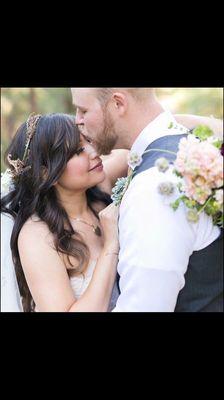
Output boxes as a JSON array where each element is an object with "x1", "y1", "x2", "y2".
[
  {"x1": 155, "y1": 157, "x2": 170, "y2": 173},
  {"x1": 215, "y1": 189, "x2": 223, "y2": 205},
  {"x1": 1, "y1": 169, "x2": 15, "y2": 196},
  {"x1": 214, "y1": 189, "x2": 223, "y2": 212},
  {"x1": 158, "y1": 181, "x2": 175, "y2": 196},
  {"x1": 128, "y1": 151, "x2": 143, "y2": 170},
  {"x1": 187, "y1": 209, "x2": 199, "y2": 223}
]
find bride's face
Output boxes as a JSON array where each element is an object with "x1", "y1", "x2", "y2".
[{"x1": 56, "y1": 136, "x2": 106, "y2": 192}]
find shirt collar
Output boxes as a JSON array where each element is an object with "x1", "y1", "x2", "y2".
[{"x1": 130, "y1": 109, "x2": 189, "y2": 157}]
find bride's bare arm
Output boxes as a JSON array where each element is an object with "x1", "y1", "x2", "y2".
[
  {"x1": 175, "y1": 114, "x2": 223, "y2": 138},
  {"x1": 98, "y1": 149, "x2": 129, "y2": 194},
  {"x1": 18, "y1": 205, "x2": 119, "y2": 312}
]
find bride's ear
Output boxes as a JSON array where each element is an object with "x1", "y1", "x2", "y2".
[{"x1": 41, "y1": 166, "x2": 59, "y2": 186}]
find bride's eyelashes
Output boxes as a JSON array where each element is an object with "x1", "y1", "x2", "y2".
[{"x1": 76, "y1": 147, "x2": 85, "y2": 155}]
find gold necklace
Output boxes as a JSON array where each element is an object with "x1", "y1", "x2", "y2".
[{"x1": 69, "y1": 216, "x2": 102, "y2": 237}]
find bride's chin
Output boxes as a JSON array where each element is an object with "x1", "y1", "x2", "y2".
[
  {"x1": 99, "y1": 171, "x2": 106, "y2": 181},
  {"x1": 93, "y1": 171, "x2": 106, "y2": 185}
]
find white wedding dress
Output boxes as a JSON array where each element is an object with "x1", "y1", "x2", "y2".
[
  {"x1": 1, "y1": 212, "x2": 97, "y2": 312},
  {"x1": 1, "y1": 213, "x2": 23, "y2": 312},
  {"x1": 69, "y1": 261, "x2": 96, "y2": 300}
]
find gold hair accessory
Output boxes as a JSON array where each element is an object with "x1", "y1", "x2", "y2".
[{"x1": 7, "y1": 113, "x2": 42, "y2": 177}]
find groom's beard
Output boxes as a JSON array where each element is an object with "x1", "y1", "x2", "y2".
[{"x1": 95, "y1": 110, "x2": 118, "y2": 155}]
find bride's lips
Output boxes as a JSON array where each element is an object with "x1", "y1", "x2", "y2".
[{"x1": 89, "y1": 161, "x2": 103, "y2": 172}]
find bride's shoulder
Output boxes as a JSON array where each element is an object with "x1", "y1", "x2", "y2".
[{"x1": 18, "y1": 215, "x2": 53, "y2": 248}]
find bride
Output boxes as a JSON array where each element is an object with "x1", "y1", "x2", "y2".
[
  {"x1": 1, "y1": 112, "x2": 222, "y2": 312},
  {"x1": 1, "y1": 113, "x2": 128, "y2": 312}
]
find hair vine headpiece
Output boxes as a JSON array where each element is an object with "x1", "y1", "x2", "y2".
[{"x1": 7, "y1": 113, "x2": 42, "y2": 178}]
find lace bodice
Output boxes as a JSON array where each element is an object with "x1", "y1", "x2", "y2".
[{"x1": 69, "y1": 261, "x2": 96, "y2": 299}]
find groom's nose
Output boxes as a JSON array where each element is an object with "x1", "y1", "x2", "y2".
[{"x1": 75, "y1": 111, "x2": 84, "y2": 126}]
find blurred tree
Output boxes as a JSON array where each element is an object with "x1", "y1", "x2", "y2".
[
  {"x1": 157, "y1": 88, "x2": 223, "y2": 118},
  {"x1": 1, "y1": 87, "x2": 223, "y2": 172},
  {"x1": 1, "y1": 88, "x2": 73, "y2": 171}
]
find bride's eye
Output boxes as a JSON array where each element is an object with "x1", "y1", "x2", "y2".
[{"x1": 76, "y1": 147, "x2": 85, "y2": 155}]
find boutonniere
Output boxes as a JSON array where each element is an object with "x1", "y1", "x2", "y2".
[{"x1": 111, "y1": 152, "x2": 142, "y2": 206}]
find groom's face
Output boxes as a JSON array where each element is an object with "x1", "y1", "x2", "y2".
[{"x1": 71, "y1": 88, "x2": 118, "y2": 155}]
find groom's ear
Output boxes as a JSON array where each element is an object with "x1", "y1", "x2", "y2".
[{"x1": 112, "y1": 92, "x2": 127, "y2": 115}]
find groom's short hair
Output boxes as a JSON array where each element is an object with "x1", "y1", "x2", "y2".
[{"x1": 95, "y1": 88, "x2": 155, "y2": 105}]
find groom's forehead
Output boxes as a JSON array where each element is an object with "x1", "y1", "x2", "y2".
[{"x1": 71, "y1": 88, "x2": 97, "y2": 105}]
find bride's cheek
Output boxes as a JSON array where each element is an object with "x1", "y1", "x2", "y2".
[{"x1": 66, "y1": 159, "x2": 87, "y2": 177}]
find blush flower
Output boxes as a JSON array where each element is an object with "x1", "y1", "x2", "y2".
[
  {"x1": 174, "y1": 135, "x2": 223, "y2": 206},
  {"x1": 163, "y1": 126, "x2": 223, "y2": 227}
]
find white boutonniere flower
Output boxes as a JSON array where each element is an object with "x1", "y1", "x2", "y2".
[
  {"x1": 111, "y1": 151, "x2": 142, "y2": 206},
  {"x1": 128, "y1": 151, "x2": 143, "y2": 170},
  {"x1": 1, "y1": 169, "x2": 15, "y2": 197}
]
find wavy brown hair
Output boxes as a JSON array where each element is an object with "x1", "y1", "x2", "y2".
[{"x1": 1, "y1": 114, "x2": 111, "y2": 312}]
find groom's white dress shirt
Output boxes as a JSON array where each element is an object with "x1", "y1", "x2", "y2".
[{"x1": 113, "y1": 110, "x2": 220, "y2": 312}]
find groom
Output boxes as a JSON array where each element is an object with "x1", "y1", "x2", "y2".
[{"x1": 71, "y1": 88, "x2": 223, "y2": 312}]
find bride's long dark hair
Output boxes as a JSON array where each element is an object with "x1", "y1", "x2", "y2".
[{"x1": 1, "y1": 113, "x2": 112, "y2": 312}]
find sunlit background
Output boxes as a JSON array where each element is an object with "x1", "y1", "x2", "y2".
[{"x1": 1, "y1": 88, "x2": 223, "y2": 172}]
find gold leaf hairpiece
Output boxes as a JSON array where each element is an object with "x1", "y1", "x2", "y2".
[
  {"x1": 7, "y1": 113, "x2": 42, "y2": 177},
  {"x1": 23, "y1": 113, "x2": 42, "y2": 162}
]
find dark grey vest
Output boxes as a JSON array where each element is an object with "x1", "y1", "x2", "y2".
[{"x1": 133, "y1": 134, "x2": 223, "y2": 312}]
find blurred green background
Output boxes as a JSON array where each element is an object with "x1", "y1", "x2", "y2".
[{"x1": 1, "y1": 88, "x2": 223, "y2": 172}]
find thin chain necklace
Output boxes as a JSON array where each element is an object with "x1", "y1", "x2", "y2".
[{"x1": 69, "y1": 215, "x2": 102, "y2": 237}]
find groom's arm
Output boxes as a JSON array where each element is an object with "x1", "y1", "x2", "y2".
[
  {"x1": 113, "y1": 167, "x2": 219, "y2": 312},
  {"x1": 175, "y1": 114, "x2": 223, "y2": 138}
]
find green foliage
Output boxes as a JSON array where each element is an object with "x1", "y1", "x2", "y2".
[
  {"x1": 212, "y1": 139, "x2": 223, "y2": 150},
  {"x1": 192, "y1": 125, "x2": 213, "y2": 141},
  {"x1": 1, "y1": 88, "x2": 223, "y2": 172}
]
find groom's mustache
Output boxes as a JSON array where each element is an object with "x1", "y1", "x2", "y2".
[{"x1": 77, "y1": 124, "x2": 86, "y2": 134}]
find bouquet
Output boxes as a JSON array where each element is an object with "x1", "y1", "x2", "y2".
[
  {"x1": 156, "y1": 125, "x2": 223, "y2": 227},
  {"x1": 111, "y1": 124, "x2": 223, "y2": 228}
]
